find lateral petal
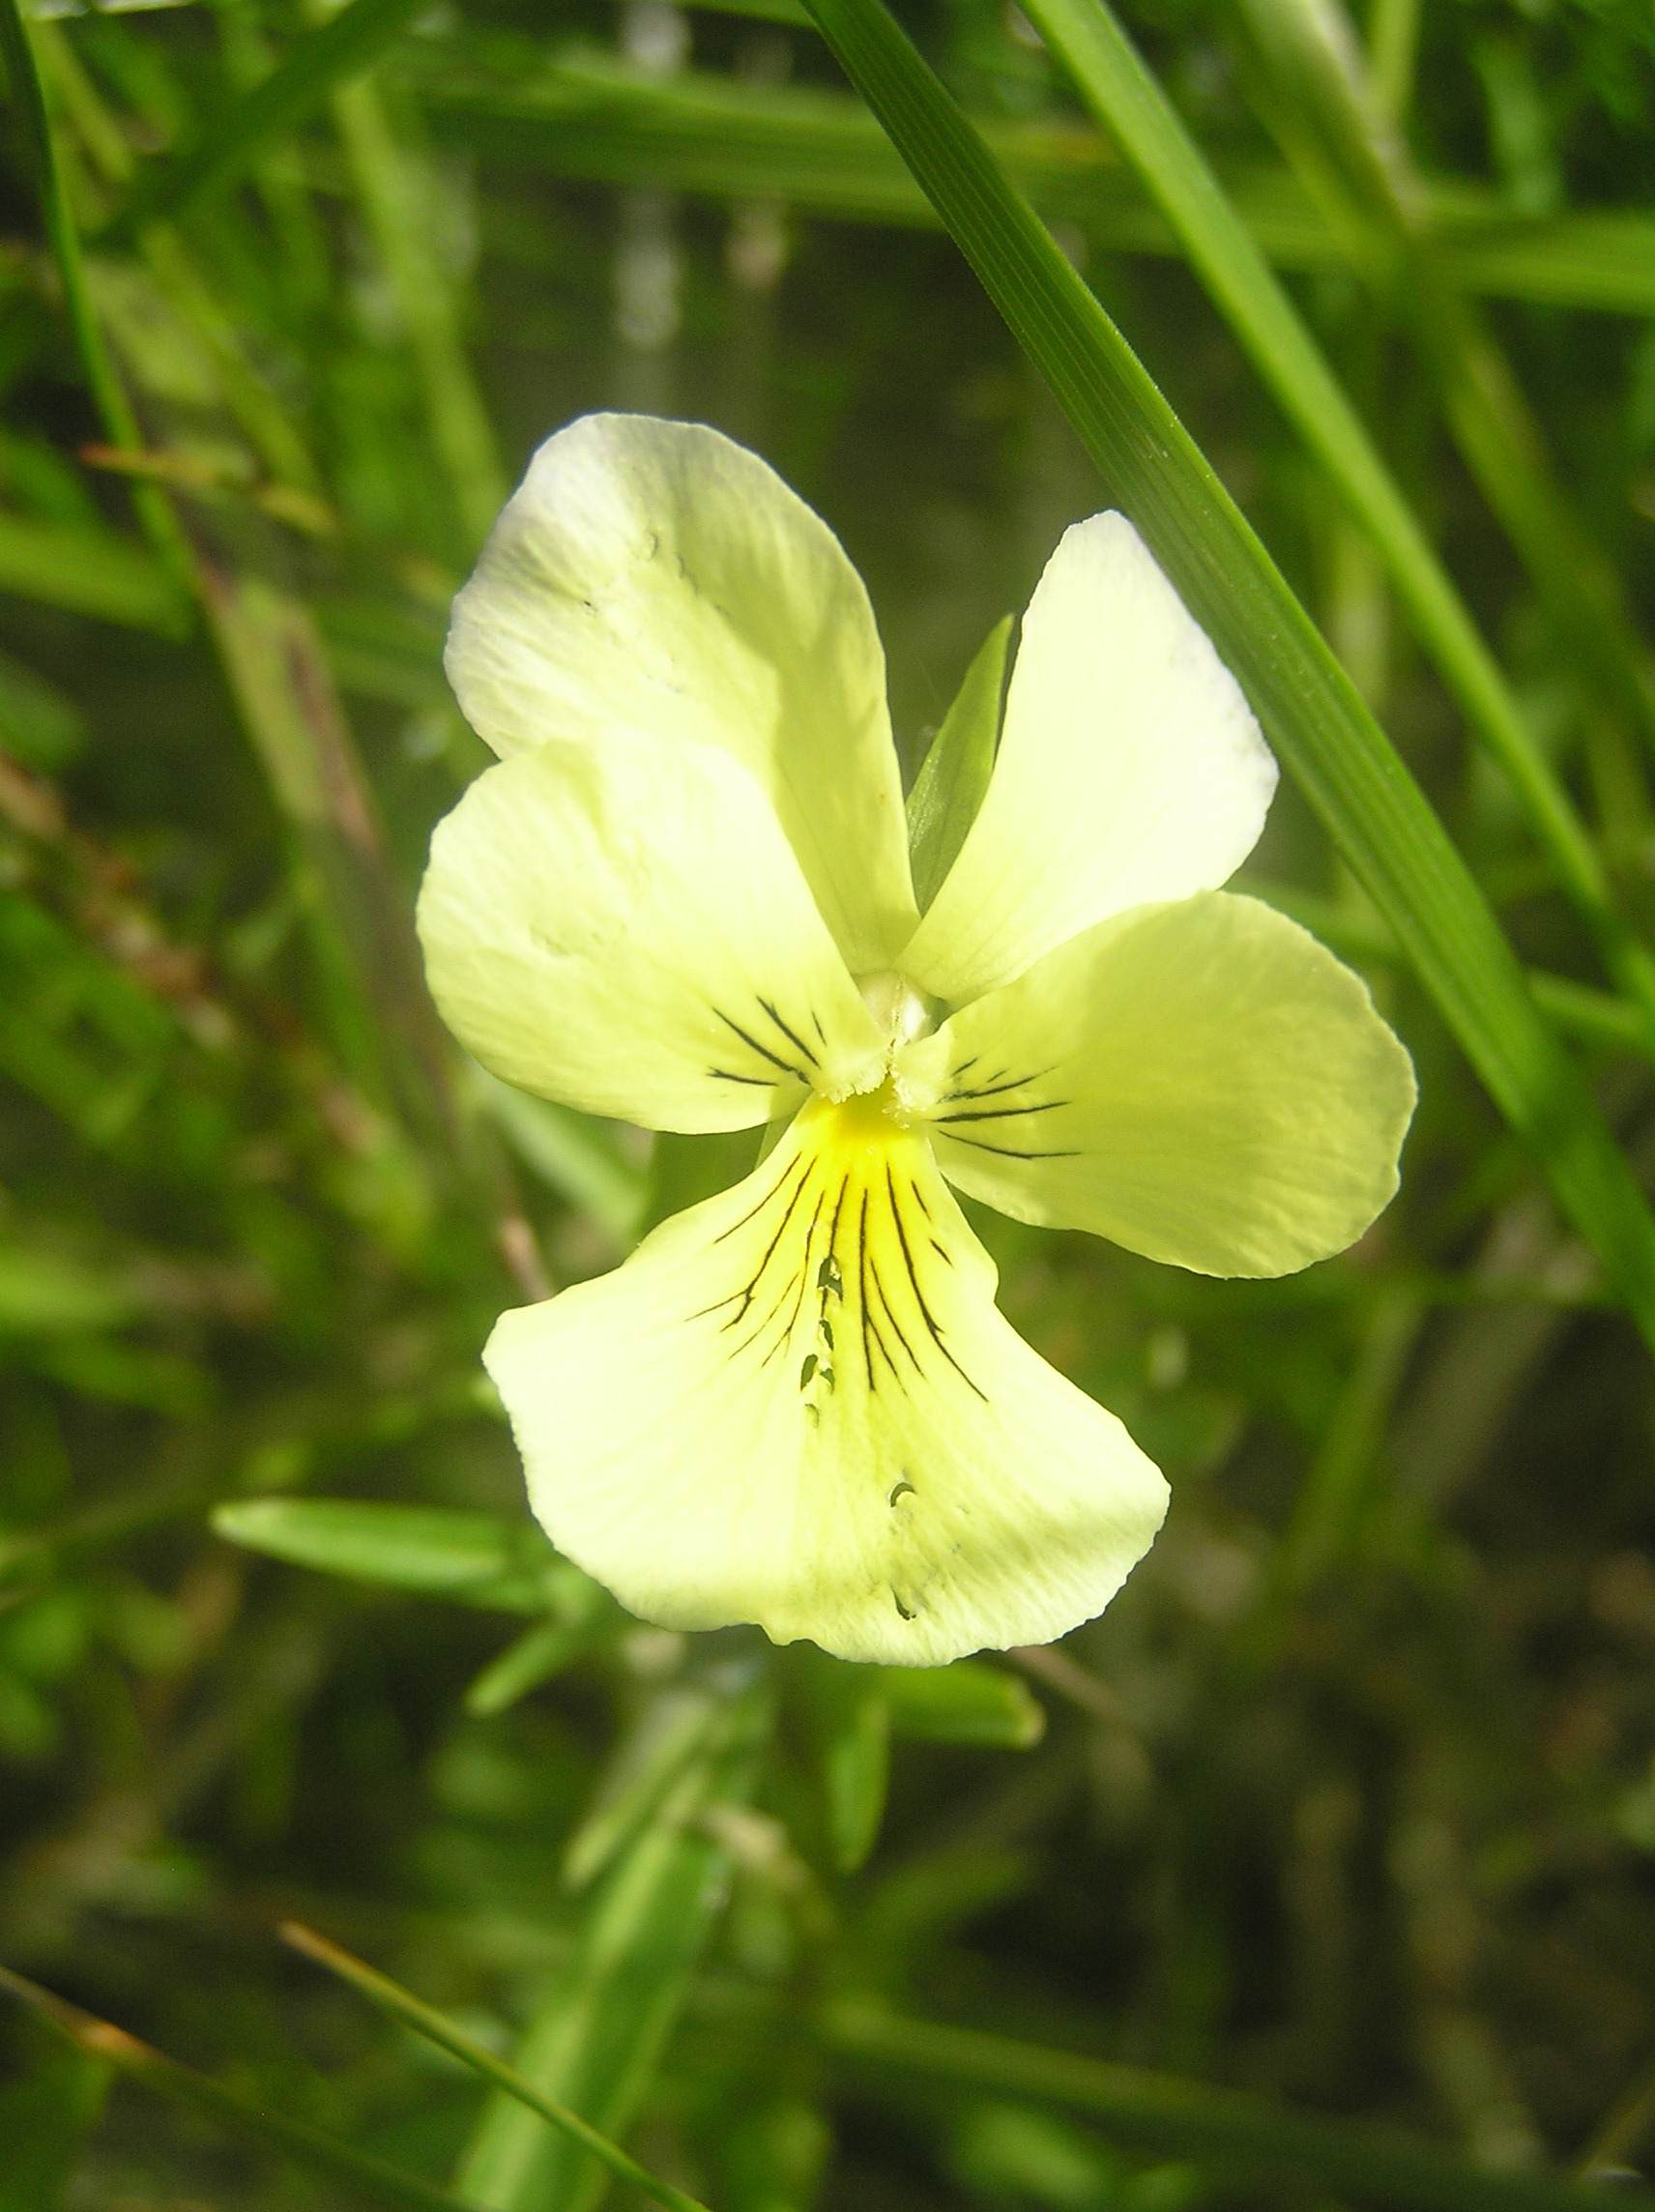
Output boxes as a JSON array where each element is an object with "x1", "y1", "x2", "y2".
[
  {"x1": 901, "y1": 512, "x2": 1277, "y2": 1005},
  {"x1": 446, "y1": 412, "x2": 917, "y2": 974},
  {"x1": 915, "y1": 892, "x2": 1415, "y2": 1277},
  {"x1": 485, "y1": 1095, "x2": 1169, "y2": 1666},
  {"x1": 417, "y1": 734, "x2": 885, "y2": 1132}
]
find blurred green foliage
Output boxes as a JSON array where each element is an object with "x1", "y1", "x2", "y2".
[{"x1": 0, "y1": 0, "x2": 1653, "y2": 2205}]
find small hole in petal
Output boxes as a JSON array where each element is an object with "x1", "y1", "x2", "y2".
[
  {"x1": 799, "y1": 1353, "x2": 818, "y2": 1390},
  {"x1": 889, "y1": 1478, "x2": 915, "y2": 1507},
  {"x1": 893, "y1": 1591, "x2": 915, "y2": 1620}
]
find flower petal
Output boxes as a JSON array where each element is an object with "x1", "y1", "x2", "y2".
[
  {"x1": 418, "y1": 734, "x2": 886, "y2": 1132},
  {"x1": 900, "y1": 512, "x2": 1278, "y2": 1005},
  {"x1": 446, "y1": 413, "x2": 917, "y2": 973},
  {"x1": 913, "y1": 893, "x2": 1415, "y2": 1277},
  {"x1": 485, "y1": 1095, "x2": 1169, "y2": 1665}
]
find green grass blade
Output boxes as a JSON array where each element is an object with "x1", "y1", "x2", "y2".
[
  {"x1": 0, "y1": 1967, "x2": 474, "y2": 2212},
  {"x1": 0, "y1": 0, "x2": 189, "y2": 595},
  {"x1": 102, "y1": 0, "x2": 425, "y2": 242},
  {"x1": 1016, "y1": 0, "x2": 1655, "y2": 1047},
  {"x1": 822, "y1": 2000, "x2": 1655, "y2": 2212},
  {"x1": 798, "y1": 0, "x2": 1655, "y2": 1349},
  {"x1": 1445, "y1": 211, "x2": 1655, "y2": 317},
  {"x1": 281, "y1": 1924, "x2": 714, "y2": 2212},
  {"x1": 423, "y1": 54, "x2": 1655, "y2": 316}
]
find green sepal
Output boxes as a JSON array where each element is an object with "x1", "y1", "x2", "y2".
[{"x1": 906, "y1": 614, "x2": 1014, "y2": 915}]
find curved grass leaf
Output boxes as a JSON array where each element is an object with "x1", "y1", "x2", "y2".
[
  {"x1": 281, "y1": 1924, "x2": 714, "y2": 2212},
  {"x1": 798, "y1": 0, "x2": 1655, "y2": 1352}
]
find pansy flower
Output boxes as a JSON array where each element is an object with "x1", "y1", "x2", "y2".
[{"x1": 417, "y1": 414, "x2": 1415, "y2": 1666}]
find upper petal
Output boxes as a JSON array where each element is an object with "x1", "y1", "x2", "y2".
[
  {"x1": 485, "y1": 1094, "x2": 1169, "y2": 1665},
  {"x1": 900, "y1": 512, "x2": 1278, "y2": 1006},
  {"x1": 911, "y1": 892, "x2": 1415, "y2": 1277},
  {"x1": 446, "y1": 412, "x2": 917, "y2": 974},
  {"x1": 417, "y1": 733, "x2": 885, "y2": 1133}
]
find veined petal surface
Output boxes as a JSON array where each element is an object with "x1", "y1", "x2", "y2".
[
  {"x1": 446, "y1": 412, "x2": 917, "y2": 974},
  {"x1": 485, "y1": 1095, "x2": 1169, "y2": 1665},
  {"x1": 417, "y1": 735, "x2": 885, "y2": 1132},
  {"x1": 914, "y1": 893, "x2": 1415, "y2": 1277},
  {"x1": 901, "y1": 512, "x2": 1278, "y2": 1006}
]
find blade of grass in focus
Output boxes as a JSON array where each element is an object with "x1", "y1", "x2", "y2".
[
  {"x1": 454, "y1": 1680, "x2": 770, "y2": 2212},
  {"x1": 798, "y1": 0, "x2": 1655, "y2": 1351},
  {"x1": 281, "y1": 1923, "x2": 715, "y2": 2212}
]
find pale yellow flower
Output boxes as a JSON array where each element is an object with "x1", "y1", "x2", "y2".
[{"x1": 418, "y1": 414, "x2": 1415, "y2": 1665}]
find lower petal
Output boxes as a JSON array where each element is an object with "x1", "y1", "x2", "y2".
[{"x1": 485, "y1": 1095, "x2": 1168, "y2": 1666}]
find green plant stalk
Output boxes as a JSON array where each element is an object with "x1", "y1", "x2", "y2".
[
  {"x1": 0, "y1": 1966, "x2": 475, "y2": 2212},
  {"x1": 1016, "y1": 0, "x2": 1655, "y2": 1049},
  {"x1": 0, "y1": 0, "x2": 190, "y2": 606},
  {"x1": 822, "y1": 2000, "x2": 1655, "y2": 2212},
  {"x1": 1233, "y1": 0, "x2": 1655, "y2": 764},
  {"x1": 282, "y1": 1924, "x2": 715, "y2": 2212},
  {"x1": 423, "y1": 59, "x2": 1655, "y2": 317},
  {"x1": 799, "y1": 0, "x2": 1655, "y2": 1350}
]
